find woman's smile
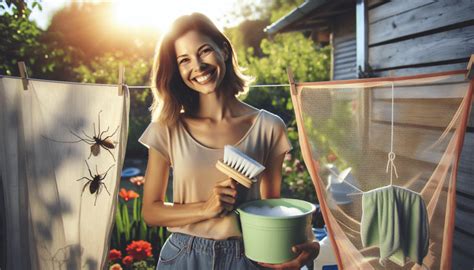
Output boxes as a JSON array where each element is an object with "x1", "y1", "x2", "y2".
[{"x1": 193, "y1": 68, "x2": 216, "y2": 84}]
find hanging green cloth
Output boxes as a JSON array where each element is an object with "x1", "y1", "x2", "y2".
[{"x1": 361, "y1": 185, "x2": 429, "y2": 266}]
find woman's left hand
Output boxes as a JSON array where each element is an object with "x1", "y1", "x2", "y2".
[{"x1": 257, "y1": 241, "x2": 320, "y2": 270}]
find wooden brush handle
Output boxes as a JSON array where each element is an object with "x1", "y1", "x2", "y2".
[{"x1": 216, "y1": 160, "x2": 253, "y2": 188}]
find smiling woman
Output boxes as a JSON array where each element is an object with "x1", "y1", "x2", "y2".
[{"x1": 137, "y1": 12, "x2": 320, "y2": 270}]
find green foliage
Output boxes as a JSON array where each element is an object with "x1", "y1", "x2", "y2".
[
  {"x1": 0, "y1": 0, "x2": 42, "y2": 75},
  {"x1": 0, "y1": 0, "x2": 81, "y2": 79},
  {"x1": 236, "y1": 32, "x2": 331, "y2": 124},
  {"x1": 73, "y1": 52, "x2": 150, "y2": 85},
  {"x1": 131, "y1": 260, "x2": 154, "y2": 270},
  {"x1": 242, "y1": 33, "x2": 331, "y2": 84},
  {"x1": 112, "y1": 196, "x2": 167, "y2": 248},
  {"x1": 225, "y1": 19, "x2": 269, "y2": 58},
  {"x1": 281, "y1": 152, "x2": 317, "y2": 203}
]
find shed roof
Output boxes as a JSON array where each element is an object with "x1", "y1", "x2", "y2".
[{"x1": 264, "y1": 0, "x2": 355, "y2": 35}]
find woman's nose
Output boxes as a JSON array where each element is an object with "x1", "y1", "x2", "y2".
[
  {"x1": 199, "y1": 62, "x2": 208, "y2": 70},
  {"x1": 194, "y1": 59, "x2": 208, "y2": 71}
]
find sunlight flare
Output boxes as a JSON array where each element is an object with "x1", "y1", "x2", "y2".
[
  {"x1": 113, "y1": 0, "x2": 182, "y2": 32},
  {"x1": 113, "y1": 0, "x2": 231, "y2": 33}
]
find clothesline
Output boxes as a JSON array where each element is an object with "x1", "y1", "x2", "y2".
[
  {"x1": 2, "y1": 71, "x2": 290, "y2": 92},
  {"x1": 127, "y1": 84, "x2": 291, "y2": 89}
]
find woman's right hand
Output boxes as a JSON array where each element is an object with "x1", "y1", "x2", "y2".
[{"x1": 201, "y1": 178, "x2": 237, "y2": 218}]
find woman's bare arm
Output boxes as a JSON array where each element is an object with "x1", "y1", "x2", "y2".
[
  {"x1": 141, "y1": 147, "x2": 236, "y2": 227},
  {"x1": 260, "y1": 152, "x2": 286, "y2": 199}
]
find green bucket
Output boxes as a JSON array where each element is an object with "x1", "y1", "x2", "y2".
[{"x1": 236, "y1": 198, "x2": 316, "y2": 264}]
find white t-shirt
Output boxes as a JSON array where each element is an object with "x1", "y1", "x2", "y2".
[{"x1": 139, "y1": 109, "x2": 292, "y2": 240}]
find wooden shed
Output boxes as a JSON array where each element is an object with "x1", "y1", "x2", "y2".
[{"x1": 265, "y1": 0, "x2": 474, "y2": 267}]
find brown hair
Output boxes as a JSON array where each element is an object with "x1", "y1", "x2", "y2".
[{"x1": 150, "y1": 12, "x2": 251, "y2": 125}]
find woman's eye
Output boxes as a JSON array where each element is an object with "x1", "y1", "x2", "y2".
[
  {"x1": 201, "y1": 48, "x2": 213, "y2": 55},
  {"x1": 178, "y1": 58, "x2": 189, "y2": 65}
]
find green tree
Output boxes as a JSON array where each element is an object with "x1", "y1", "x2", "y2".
[
  {"x1": 240, "y1": 33, "x2": 330, "y2": 121},
  {"x1": 1, "y1": 0, "x2": 42, "y2": 75},
  {"x1": 0, "y1": 0, "x2": 80, "y2": 79}
]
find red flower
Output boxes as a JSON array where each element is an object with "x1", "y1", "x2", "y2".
[
  {"x1": 109, "y1": 263, "x2": 123, "y2": 270},
  {"x1": 122, "y1": 255, "x2": 133, "y2": 266},
  {"x1": 119, "y1": 188, "x2": 139, "y2": 201},
  {"x1": 108, "y1": 249, "x2": 122, "y2": 261},
  {"x1": 126, "y1": 240, "x2": 153, "y2": 261}
]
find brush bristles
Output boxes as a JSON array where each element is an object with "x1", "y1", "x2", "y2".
[{"x1": 223, "y1": 145, "x2": 265, "y2": 180}]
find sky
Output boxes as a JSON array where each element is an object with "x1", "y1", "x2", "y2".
[
  {"x1": 27, "y1": 0, "x2": 246, "y2": 31},
  {"x1": 29, "y1": 0, "x2": 67, "y2": 29}
]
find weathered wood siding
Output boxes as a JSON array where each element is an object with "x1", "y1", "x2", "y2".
[
  {"x1": 332, "y1": 11, "x2": 357, "y2": 80},
  {"x1": 370, "y1": 25, "x2": 474, "y2": 70},
  {"x1": 367, "y1": 0, "x2": 474, "y2": 74},
  {"x1": 367, "y1": 1, "x2": 474, "y2": 267}
]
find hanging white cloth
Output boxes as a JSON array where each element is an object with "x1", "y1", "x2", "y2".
[{"x1": 0, "y1": 76, "x2": 130, "y2": 270}]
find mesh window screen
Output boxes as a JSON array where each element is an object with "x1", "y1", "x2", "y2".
[{"x1": 289, "y1": 70, "x2": 473, "y2": 269}]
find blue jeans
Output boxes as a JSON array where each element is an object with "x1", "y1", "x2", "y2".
[{"x1": 156, "y1": 232, "x2": 262, "y2": 270}]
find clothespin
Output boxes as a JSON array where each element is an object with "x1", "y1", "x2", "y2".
[
  {"x1": 466, "y1": 54, "x2": 474, "y2": 80},
  {"x1": 18, "y1": 61, "x2": 29, "y2": 91},
  {"x1": 286, "y1": 67, "x2": 297, "y2": 95},
  {"x1": 118, "y1": 64, "x2": 125, "y2": 96}
]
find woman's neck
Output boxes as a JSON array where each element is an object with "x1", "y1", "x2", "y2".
[{"x1": 195, "y1": 90, "x2": 240, "y2": 121}]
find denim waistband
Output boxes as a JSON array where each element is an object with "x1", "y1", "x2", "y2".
[{"x1": 171, "y1": 232, "x2": 245, "y2": 258}]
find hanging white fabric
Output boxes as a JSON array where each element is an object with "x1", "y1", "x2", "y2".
[{"x1": 0, "y1": 76, "x2": 130, "y2": 270}]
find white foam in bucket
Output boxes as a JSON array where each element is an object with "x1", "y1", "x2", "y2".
[{"x1": 244, "y1": 205, "x2": 304, "y2": 217}]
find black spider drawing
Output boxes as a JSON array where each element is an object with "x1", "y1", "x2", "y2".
[
  {"x1": 76, "y1": 160, "x2": 114, "y2": 206},
  {"x1": 44, "y1": 110, "x2": 119, "y2": 161}
]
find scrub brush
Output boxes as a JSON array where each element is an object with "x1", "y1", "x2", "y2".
[{"x1": 216, "y1": 145, "x2": 265, "y2": 188}]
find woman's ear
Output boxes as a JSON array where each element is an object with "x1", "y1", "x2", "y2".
[{"x1": 222, "y1": 42, "x2": 230, "y2": 61}]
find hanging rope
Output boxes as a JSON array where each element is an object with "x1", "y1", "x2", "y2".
[
  {"x1": 386, "y1": 81, "x2": 399, "y2": 185},
  {"x1": 127, "y1": 83, "x2": 291, "y2": 89}
]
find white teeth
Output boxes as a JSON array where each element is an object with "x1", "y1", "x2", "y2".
[{"x1": 195, "y1": 73, "x2": 211, "y2": 83}]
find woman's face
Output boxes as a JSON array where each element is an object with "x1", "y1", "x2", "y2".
[{"x1": 174, "y1": 30, "x2": 228, "y2": 95}]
